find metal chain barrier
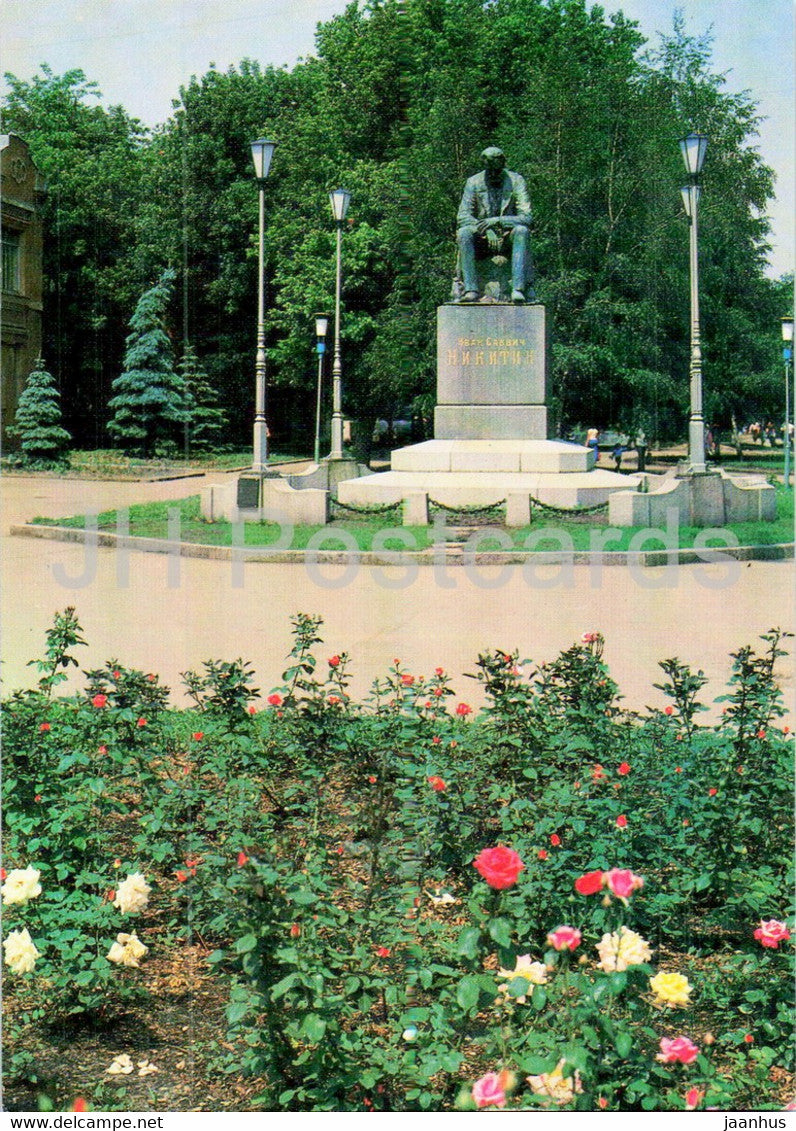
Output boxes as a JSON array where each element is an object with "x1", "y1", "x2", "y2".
[
  {"x1": 427, "y1": 497, "x2": 506, "y2": 518},
  {"x1": 528, "y1": 495, "x2": 609, "y2": 517},
  {"x1": 329, "y1": 497, "x2": 403, "y2": 516}
]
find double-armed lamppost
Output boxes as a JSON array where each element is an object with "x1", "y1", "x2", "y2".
[
  {"x1": 313, "y1": 313, "x2": 330, "y2": 465},
  {"x1": 679, "y1": 131, "x2": 709, "y2": 475},
  {"x1": 329, "y1": 188, "x2": 351, "y2": 460},
  {"x1": 782, "y1": 316, "x2": 794, "y2": 489},
  {"x1": 250, "y1": 138, "x2": 276, "y2": 475}
]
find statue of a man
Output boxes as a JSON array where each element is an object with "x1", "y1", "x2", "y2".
[{"x1": 456, "y1": 147, "x2": 535, "y2": 303}]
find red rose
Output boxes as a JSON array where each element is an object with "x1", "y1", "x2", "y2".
[
  {"x1": 538, "y1": 849, "x2": 548, "y2": 860},
  {"x1": 112, "y1": 670, "x2": 121, "y2": 679},
  {"x1": 401, "y1": 673, "x2": 415, "y2": 686},
  {"x1": 137, "y1": 717, "x2": 147, "y2": 727},
  {"x1": 616, "y1": 815, "x2": 628, "y2": 828},
  {"x1": 427, "y1": 775, "x2": 447, "y2": 792},
  {"x1": 267, "y1": 693, "x2": 282, "y2": 707},
  {"x1": 39, "y1": 722, "x2": 51, "y2": 733},
  {"x1": 664, "y1": 705, "x2": 674, "y2": 715},
  {"x1": 328, "y1": 655, "x2": 341, "y2": 667},
  {"x1": 473, "y1": 845, "x2": 525, "y2": 890},
  {"x1": 290, "y1": 923, "x2": 301, "y2": 938},
  {"x1": 574, "y1": 869, "x2": 604, "y2": 895},
  {"x1": 549, "y1": 833, "x2": 561, "y2": 847},
  {"x1": 744, "y1": 1033, "x2": 754, "y2": 1044},
  {"x1": 174, "y1": 870, "x2": 189, "y2": 882},
  {"x1": 432, "y1": 735, "x2": 441, "y2": 745},
  {"x1": 98, "y1": 745, "x2": 108, "y2": 754},
  {"x1": 617, "y1": 762, "x2": 630, "y2": 775},
  {"x1": 368, "y1": 775, "x2": 377, "y2": 784},
  {"x1": 674, "y1": 766, "x2": 682, "y2": 773},
  {"x1": 435, "y1": 667, "x2": 444, "y2": 676},
  {"x1": 71, "y1": 1099, "x2": 89, "y2": 1113},
  {"x1": 375, "y1": 946, "x2": 391, "y2": 958},
  {"x1": 708, "y1": 787, "x2": 717, "y2": 797},
  {"x1": 236, "y1": 851, "x2": 249, "y2": 866},
  {"x1": 92, "y1": 694, "x2": 107, "y2": 708},
  {"x1": 328, "y1": 695, "x2": 341, "y2": 706},
  {"x1": 757, "y1": 729, "x2": 766, "y2": 739},
  {"x1": 433, "y1": 687, "x2": 444, "y2": 697},
  {"x1": 0, "y1": 868, "x2": 6, "y2": 881},
  {"x1": 248, "y1": 706, "x2": 257, "y2": 716},
  {"x1": 192, "y1": 731, "x2": 203, "y2": 741},
  {"x1": 455, "y1": 702, "x2": 472, "y2": 717}
]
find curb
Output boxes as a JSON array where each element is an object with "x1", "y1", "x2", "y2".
[{"x1": 10, "y1": 522, "x2": 795, "y2": 567}]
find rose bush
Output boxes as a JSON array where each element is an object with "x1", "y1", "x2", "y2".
[{"x1": 2, "y1": 612, "x2": 792, "y2": 1111}]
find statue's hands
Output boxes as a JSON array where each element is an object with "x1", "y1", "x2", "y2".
[
  {"x1": 476, "y1": 216, "x2": 500, "y2": 235},
  {"x1": 485, "y1": 228, "x2": 501, "y2": 251}
]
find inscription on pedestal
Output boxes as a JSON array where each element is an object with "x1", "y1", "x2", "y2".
[{"x1": 437, "y1": 304, "x2": 547, "y2": 407}]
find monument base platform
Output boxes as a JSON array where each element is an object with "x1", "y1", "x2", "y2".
[{"x1": 337, "y1": 439, "x2": 642, "y2": 524}]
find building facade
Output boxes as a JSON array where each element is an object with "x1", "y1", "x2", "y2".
[{"x1": 1, "y1": 133, "x2": 46, "y2": 449}]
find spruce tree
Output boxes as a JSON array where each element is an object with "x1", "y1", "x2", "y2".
[
  {"x1": 179, "y1": 345, "x2": 228, "y2": 455},
  {"x1": 7, "y1": 358, "x2": 71, "y2": 466},
  {"x1": 107, "y1": 269, "x2": 187, "y2": 456}
]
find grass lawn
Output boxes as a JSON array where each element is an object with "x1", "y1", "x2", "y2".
[
  {"x1": 1, "y1": 448, "x2": 307, "y2": 479},
  {"x1": 30, "y1": 484, "x2": 794, "y2": 552}
]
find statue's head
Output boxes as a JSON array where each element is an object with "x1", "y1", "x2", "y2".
[{"x1": 481, "y1": 147, "x2": 506, "y2": 177}]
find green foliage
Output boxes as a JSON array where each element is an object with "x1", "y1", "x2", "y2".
[
  {"x1": 7, "y1": 359, "x2": 71, "y2": 466},
  {"x1": 107, "y1": 269, "x2": 188, "y2": 455},
  {"x1": 0, "y1": 66, "x2": 148, "y2": 447}
]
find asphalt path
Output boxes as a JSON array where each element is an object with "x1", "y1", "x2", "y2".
[{"x1": 2, "y1": 472, "x2": 793, "y2": 717}]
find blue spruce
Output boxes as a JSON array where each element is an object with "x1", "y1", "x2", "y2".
[
  {"x1": 107, "y1": 269, "x2": 187, "y2": 456},
  {"x1": 8, "y1": 358, "x2": 71, "y2": 467}
]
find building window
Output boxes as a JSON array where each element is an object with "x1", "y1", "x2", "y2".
[{"x1": 2, "y1": 229, "x2": 21, "y2": 293}]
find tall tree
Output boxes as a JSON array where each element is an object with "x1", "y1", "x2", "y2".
[
  {"x1": 1, "y1": 66, "x2": 149, "y2": 445},
  {"x1": 107, "y1": 270, "x2": 187, "y2": 456}
]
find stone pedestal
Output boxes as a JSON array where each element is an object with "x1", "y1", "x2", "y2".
[
  {"x1": 336, "y1": 302, "x2": 640, "y2": 522},
  {"x1": 435, "y1": 304, "x2": 547, "y2": 439}
]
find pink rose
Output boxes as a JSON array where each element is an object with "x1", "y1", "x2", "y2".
[
  {"x1": 473, "y1": 845, "x2": 525, "y2": 890},
  {"x1": 685, "y1": 1087, "x2": 703, "y2": 1110},
  {"x1": 604, "y1": 868, "x2": 644, "y2": 899},
  {"x1": 753, "y1": 919, "x2": 791, "y2": 949},
  {"x1": 657, "y1": 1036, "x2": 700, "y2": 1064},
  {"x1": 547, "y1": 925, "x2": 582, "y2": 952},
  {"x1": 472, "y1": 1072, "x2": 506, "y2": 1110}
]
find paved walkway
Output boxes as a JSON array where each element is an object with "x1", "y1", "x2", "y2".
[{"x1": 2, "y1": 472, "x2": 793, "y2": 716}]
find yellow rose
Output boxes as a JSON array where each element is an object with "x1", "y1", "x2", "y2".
[
  {"x1": 649, "y1": 970, "x2": 692, "y2": 1007},
  {"x1": 498, "y1": 954, "x2": 548, "y2": 1003}
]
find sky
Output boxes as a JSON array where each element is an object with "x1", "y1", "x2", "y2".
[{"x1": 1, "y1": 0, "x2": 793, "y2": 279}]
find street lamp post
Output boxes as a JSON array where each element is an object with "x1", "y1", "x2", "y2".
[
  {"x1": 250, "y1": 138, "x2": 276, "y2": 475},
  {"x1": 782, "y1": 316, "x2": 794, "y2": 489},
  {"x1": 329, "y1": 188, "x2": 351, "y2": 460},
  {"x1": 679, "y1": 131, "x2": 709, "y2": 475},
  {"x1": 313, "y1": 313, "x2": 330, "y2": 465}
]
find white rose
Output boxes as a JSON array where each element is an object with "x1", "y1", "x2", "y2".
[
  {"x1": 113, "y1": 873, "x2": 151, "y2": 914},
  {"x1": 596, "y1": 926, "x2": 652, "y2": 972},
  {"x1": 3, "y1": 927, "x2": 41, "y2": 974},
  {"x1": 107, "y1": 932, "x2": 148, "y2": 968},
  {"x1": 1, "y1": 867, "x2": 42, "y2": 906},
  {"x1": 527, "y1": 1059, "x2": 583, "y2": 1105}
]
